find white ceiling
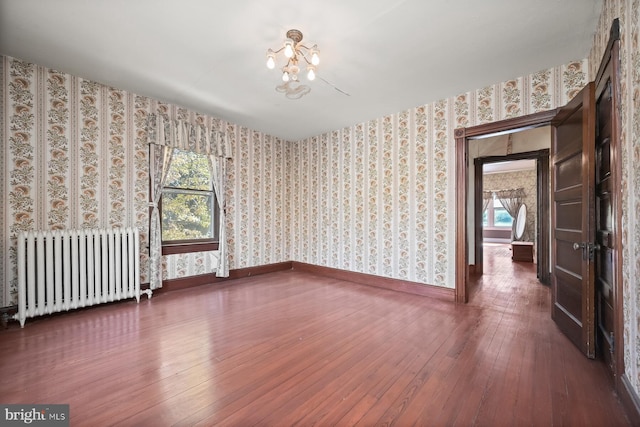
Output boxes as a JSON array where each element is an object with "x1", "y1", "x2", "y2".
[{"x1": 0, "y1": 0, "x2": 602, "y2": 141}]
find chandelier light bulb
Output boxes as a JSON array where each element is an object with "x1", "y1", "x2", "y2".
[
  {"x1": 307, "y1": 66, "x2": 316, "y2": 81},
  {"x1": 311, "y1": 47, "x2": 320, "y2": 65},
  {"x1": 266, "y1": 50, "x2": 275, "y2": 69},
  {"x1": 284, "y1": 39, "x2": 294, "y2": 58},
  {"x1": 282, "y1": 71, "x2": 290, "y2": 82}
]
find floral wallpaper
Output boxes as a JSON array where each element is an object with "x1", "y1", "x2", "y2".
[
  {"x1": 1, "y1": 60, "x2": 153, "y2": 304},
  {"x1": 0, "y1": 55, "x2": 290, "y2": 302},
  {"x1": 162, "y1": 251, "x2": 219, "y2": 281},
  {"x1": 589, "y1": 0, "x2": 640, "y2": 401},
  {"x1": 483, "y1": 169, "x2": 537, "y2": 244},
  {"x1": 289, "y1": 60, "x2": 588, "y2": 289},
  {"x1": 0, "y1": 55, "x2": 589, "y2": 299}
]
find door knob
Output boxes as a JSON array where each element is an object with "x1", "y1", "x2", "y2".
[
  {"x1": 573, "y1": 242, "x2": 601, "y2": 251},
  {"x1": 572, "y1": 242, "x2": 601, "y2": 260}
]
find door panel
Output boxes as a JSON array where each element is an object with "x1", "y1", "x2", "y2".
[
  {"x1": 556, "y1": 153, "x2": 583, "y2": 187},
  {"x1": 551, "y1": 82, "x2": 596, "y2": 358},
  {"x1": 555, "y1": 240, "x2": 582, "y2": 276},
  {"x1": 556, "y1": 201, "x2": 582, "y2": 228}
]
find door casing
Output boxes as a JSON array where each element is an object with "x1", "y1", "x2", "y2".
[{"x1": 455, "y1": 110, "x2": 557, "y2": 303}]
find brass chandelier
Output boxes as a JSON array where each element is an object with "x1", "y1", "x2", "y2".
[{"x1": 266, "y1": 29, "x2": 320, "y2": 99}]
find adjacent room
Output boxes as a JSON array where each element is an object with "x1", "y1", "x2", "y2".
[{"x1": 1, "y1": 0, "x2": 639, "y2": 425}]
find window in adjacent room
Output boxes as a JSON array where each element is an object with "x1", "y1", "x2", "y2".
[
  {"x1": 482, "y1": 197, "x2": 513, "y2": 228},
  {"x1": 161, "y1": 149, "x2": 219, "y2": 254}
]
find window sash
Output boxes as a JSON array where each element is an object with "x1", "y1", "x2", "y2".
[
  {"x1": 161, "y1": 188, "x2": 218, "y2": 243},
  {"x1": 493, "y1": 207, "x2": 513, "y2": 227},
  {"x1": 483, "y1": 197, "x2": 513, "y2": 229}
]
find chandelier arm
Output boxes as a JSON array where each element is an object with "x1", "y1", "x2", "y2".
[
  {"x1": 297, "y1": 54, "x2": 313, "y2": 66},
  {"x1": 270, "y1": 46, "x2": 286, "y2": 54},
  {"x1": 295, "y1": 44, "x2": 312, "y2": 52}
]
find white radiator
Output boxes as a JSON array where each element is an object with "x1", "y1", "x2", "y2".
[{"x1": 13, "y1": 227, "x2": 151, "y2": 327}]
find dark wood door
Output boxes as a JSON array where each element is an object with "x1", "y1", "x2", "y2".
[
  {"x1": 551, "y1": 82, "x2": 596, "y2": 358},
  {"x1": 595, "y1": 62, "x2": 616, "y2": 375}
]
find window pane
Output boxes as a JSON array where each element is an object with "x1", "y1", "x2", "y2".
[
  {"x1": 162, "y1": 190, "x2": 214, "y2": 241},
  {"x1": 493, "y1": 208, "x2": 513, "y2": 227},
  {"x1": 482, "y1": 210, "x2": 488, "y2": 226},
  {"x1": 165, "y1": 149, "x2": 211, "y2": 191}
]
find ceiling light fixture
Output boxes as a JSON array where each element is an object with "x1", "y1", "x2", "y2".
[{"x1": 266, "y1": 29, "x2": 320, "y2": 99}]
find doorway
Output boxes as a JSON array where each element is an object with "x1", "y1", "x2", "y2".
[
  {"x1": 472, "y1": 147, "x2": 550, "y2": 286},
  {"x1": 454, "y1": 110, "x2": 556, "y2": 304}
]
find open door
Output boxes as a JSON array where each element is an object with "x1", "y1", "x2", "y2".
[{"x1": 550, "y1": 82, "x2": 596, "y2": 358}]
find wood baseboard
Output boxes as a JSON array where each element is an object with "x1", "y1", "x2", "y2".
[
  {"x1": 0, "y1": 305, "x2": 17, "y2": 317},
  {"x1": 0, "y1": 305, "x2": 18, "y2": 328},
  {"x1": 156, "y1": 261, "x2": 293, "y2": 293},
  {"x1": 2, "y1": 261, "x2": 457, "y2": 308},
  {"x1": 619, "y1": 374, "x2": 640, "y2": 425},
  {"x1": 154, "y1": 261, "x2": 454, "y2": 302},
  {"x1": 291, "y1": 262, "x2": 455, "y2": 302}
]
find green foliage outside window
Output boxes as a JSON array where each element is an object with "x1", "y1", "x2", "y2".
[
  {"x1": 494, "y1": 208, "x2": 513, "y2": 227},
  {"x1": 483, "y1": 199, "x2": 513, "y2": 228},
  {"x1": 162, "y1": 150, "x2": 216, "y2": 241}
]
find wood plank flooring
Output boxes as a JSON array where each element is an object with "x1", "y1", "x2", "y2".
[{"x1": 0, "y1": 246, "x2": 630, "y2": 425}]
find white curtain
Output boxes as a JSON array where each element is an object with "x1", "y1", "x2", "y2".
[
  {"x1": 207, "y1": 132, "x2": 231, "y2": 277},
  {"x1": 148, "y1": 116, "x2": 174, "y2": 289},
  {"x1": 147, "y1": 114, "x2": 232, "y2": 285},
  {"x1": 495, "y1": 188, "x2": 526, "y2": 240},
  {"x1": 482, "y1": 191, "x2": 493, "y2": 214}
]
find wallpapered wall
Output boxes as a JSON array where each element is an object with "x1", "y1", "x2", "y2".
[
  {"x1": 589, "y1": 0, "x2": 640, "y2": 400},
  {"x1": 0, "y1": 50, "x2": 588, "y2": 307},
  {"x1": 483, "y1": 169, "x2": 537, "y2": 243},
  {"x1": 289, "y1": 61, "x2": 588, "y2": 289},
  {"x1": 0, "y1": 55, "x2": 588, "y2": 303},
  {"x1": 0, "y1": 55, "x2": 290, "y2": 305}
]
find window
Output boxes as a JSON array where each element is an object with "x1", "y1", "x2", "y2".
[
  {"x1": 483, "y1": 197, "x2": 513, "y2": 228},
  {"x1": 161, "y1": 149, "x2": 218, "y2": 254}
]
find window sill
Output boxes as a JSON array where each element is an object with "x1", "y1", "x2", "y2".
[
  {"x1": 162, "y1": 241, "x2": 219, "y2": 255},
  {"x1": 483, "y1": 226, "x2": 513, "y2": 231}
]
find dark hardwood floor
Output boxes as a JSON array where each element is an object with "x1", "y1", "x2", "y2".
[{"x1": 0, "y1": 248, "x2": 630, "y2": 426}]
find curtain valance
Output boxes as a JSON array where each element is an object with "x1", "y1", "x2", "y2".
[
  {"x1": 494, "y1": 188, "x2": 526, "y2": 200},
  {"x1": 147, "y1": 114, "x2": 231, "y2": 158}
]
